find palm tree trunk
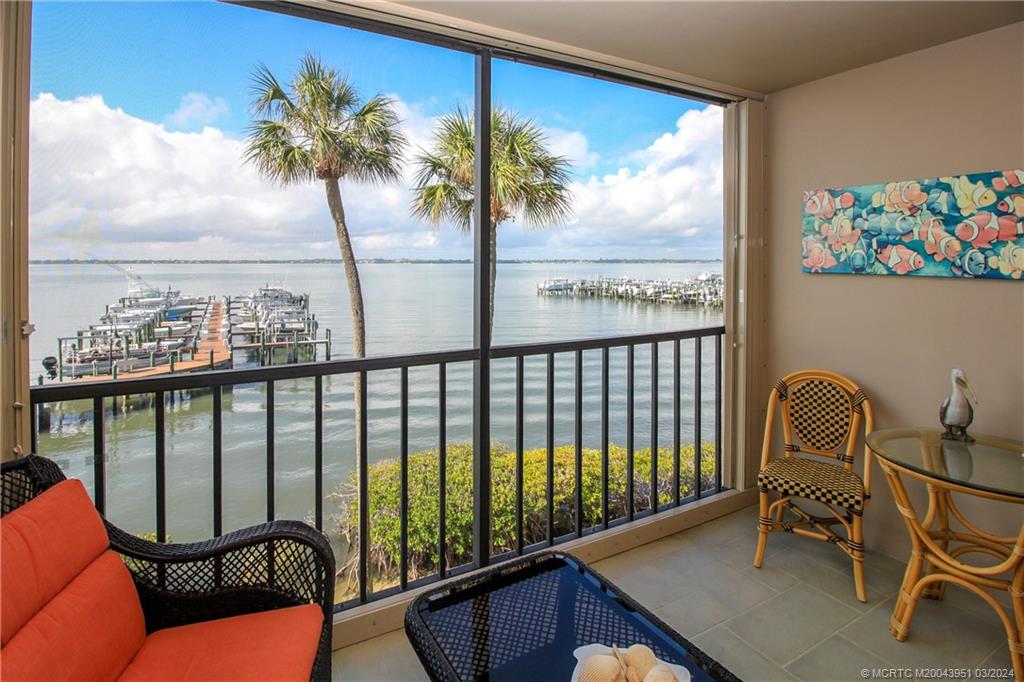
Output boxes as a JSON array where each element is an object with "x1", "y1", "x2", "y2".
[
  {"x1": 324, "y1": 178, "x2": 366, "y2": 357},
  {"x1": 324, "y1": 177, "x2": 366, "y2": 467},
  {"x1": 489, "y1": 223, "x2": 497, "y2": 340}
]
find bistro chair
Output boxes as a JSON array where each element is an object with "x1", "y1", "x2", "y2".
[{"x1": 753, "y1": 370, "x2": 875, "y2": 602}]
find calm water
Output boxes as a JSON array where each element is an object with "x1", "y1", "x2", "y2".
[{"x1": 31, "y1": 262, "x2": 723, "y2": 542}]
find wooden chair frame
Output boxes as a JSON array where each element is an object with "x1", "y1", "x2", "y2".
[{"x1": 753, "y1": 369, "x2": 875, "y2": 602}]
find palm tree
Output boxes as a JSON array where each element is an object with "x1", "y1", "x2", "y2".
[
  {"x1": 244, "y1": 53, "x2": 406, "y2": 468},
  {"x1": 411, "y1": 107, "x2": 572, "y2": 335}
]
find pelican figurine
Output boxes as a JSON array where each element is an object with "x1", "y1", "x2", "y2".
[{"x1": 940, "y1": 368, "x2": 977, "y2": 442}]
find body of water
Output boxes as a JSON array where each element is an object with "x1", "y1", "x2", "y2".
[{"x1": 31, "y1": 262, "x2": 724, "y2": 546}]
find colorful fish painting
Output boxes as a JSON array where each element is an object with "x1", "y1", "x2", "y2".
[
  {"x1": 802, "y1": 235, "x2": 838, "y2": 272},
  {"x1": 988, "y1": 242, "x2": 1024, "y2": 279},
  {"x1": 804, "y1": 189, "x2": 854, "y2": 220},
  {"x1": 942, "y1": 175, "x2": 998, "y2": 216},
  {"x1": 900, "y1": 214, "x2": 961, "y2": 262},
  {"x1": 871, "y1": 181, "x2": 928, "y2": 215},
  {"x1": 992, "y1": 170, "x2": 1024, "y2": 191},
  {"x1": 997, "y1": 194, "x2": 1024, "y2": 218},
  {"x1": 954, "y1": 212, "x2": 1022, "y2": 249},
  {"x1": 802, "y1": 169, "x2": 1024, "y2": 280}
]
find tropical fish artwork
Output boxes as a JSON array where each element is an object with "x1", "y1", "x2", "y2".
[{"x1": 802, "y1": 169, "x2": 1024, "y2": 280}]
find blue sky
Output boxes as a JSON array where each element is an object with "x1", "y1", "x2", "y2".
[{"x1": 28, "y1": 1, "x2": 724, "y2": 260}]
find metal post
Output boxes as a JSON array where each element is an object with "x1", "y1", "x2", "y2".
[{"x1": 472, "y1": 48, "x2": 493, "y2": 569}]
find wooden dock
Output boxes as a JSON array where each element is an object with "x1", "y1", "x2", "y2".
[
  {"x1": 537, "y1": 275, "x2": 724, "y2": 307},
  {"x1": 77, "y1": 301, "x2": 232, "y2": 382}
]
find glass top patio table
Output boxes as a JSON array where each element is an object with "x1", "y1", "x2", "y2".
[
  {"x1": 405, "y1": 551, "x2": 738, "y2": 682},
  {"x1": 866, "y1": 428, "x2": 1024, "y2": 500}
]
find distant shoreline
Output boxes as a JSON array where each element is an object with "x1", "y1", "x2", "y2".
[{"x1": 30, "y1": 258, "x2": 723, "y2": 265}]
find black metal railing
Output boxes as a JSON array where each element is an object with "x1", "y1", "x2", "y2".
[{"x1": 30, "y1": 325, "x2": 725, "y2": 611}]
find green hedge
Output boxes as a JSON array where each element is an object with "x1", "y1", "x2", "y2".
[{"x1": 331, "y1": 442, "x2": 717, "y2": 596}]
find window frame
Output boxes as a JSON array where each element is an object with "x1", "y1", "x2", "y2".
[{"x1": 7, "y1": 0, "x2": 761, "y2": 540}]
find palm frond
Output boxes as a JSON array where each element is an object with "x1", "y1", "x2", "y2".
[
  {"x1": 243, "y1": 52, "x2": 406, "y2": 188},
  {"x1": 411, "y1": 104, "x2": 574, "y2": 232},
  {"x1": 243, "y1": 119, "x2": 314, "y2": 185},
  {"x1": 249, "y1": 63, "x2": 296, "y2": 120},
  {"x1": 410, "y1": 182, "x2": 473, "y2": 232}
]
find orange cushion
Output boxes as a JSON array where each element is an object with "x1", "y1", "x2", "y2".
[
  {"x1": 1, "y1": 550, "x2": 148, "y2": 681},
  {"x1": 1, "y1": 479, "x2": 110, "y2": 646},
  {"x1": 119, "y1": 604, "x2": 323, "y2": 682}
]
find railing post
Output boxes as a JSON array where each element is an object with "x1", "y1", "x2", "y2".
[
  {"x1": 627, "y1": 344, "x2": 635, "y2": 520},
  {"x1": 715, "y1": 333, "x2": 723, "y2": 493},
  {"x1": 694, "y1": 338, "x2": 703, "y2": 499},
  {"x1": 399, "y1": 367, "x2": 409, "y2": 590},
  {"x1": 438, "y1": 363, "x2": 448, "y2": 578},
  {"x1": 472, "y1": 47, "x2": 493, "y2": 569},
  {"x1": 358, "y1": 370, "x2": 369, "y2": 600},
  {"x1": 651, "y1": 342, "x2": 658, "y2": 513},
  {"x1": 673, "y1": 339, "x2": 681, "y2": 506},
  {"x1": 155, "y1": 390, "x2": 166, "y2": 542},
  {"x1": 601, "y1": 348, "x2": 609, "y2": 529},
  {"x1": 546, "y1": 352, "x2": 554, "y2": 544},
  {"x1": 212, "y1": 385, "x2": 223, "y2": 537},
  {"x1": 515, "y1": 355, "x2": 524, "y2": 553},
  {"x1": 314, "y1": 376, "x2": 323, "y2": 532},
  {"x1": 266, "y1": 380, "x2": 275, "y2": 521},
  {"x1": 92, "y1": 397, "x2": 105, "y2": 514},
  {"x1": 575, "y1": 349, "x2": 583, "y2": 536}
]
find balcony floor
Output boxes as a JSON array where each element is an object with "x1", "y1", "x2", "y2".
[{"x1": 333, "y1": 504, "x2": 1011, "y2": 681}]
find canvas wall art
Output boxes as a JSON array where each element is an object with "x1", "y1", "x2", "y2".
[{"x1": 801, "y1": 169, "x2": 1024, "y2": 279}]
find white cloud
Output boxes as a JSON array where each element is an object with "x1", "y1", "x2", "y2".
[
  {"x1": 545, "y1": 127, "x2": 599, "y2": 170},
  {"x1": 28, "y1": 93, "x2": 723, "y2": 261},
  {"x1": 164, "y1": 92, "x2": 230, "y2": 129},
  {"x1": 28, "y1": 92, "x2": 459, "y2": 260},
  {"x1": 505, "y1": 106, "x2": 724, "y2": 259}
]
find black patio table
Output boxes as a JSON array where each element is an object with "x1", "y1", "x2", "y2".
[{"x1": 405, "y1": 551, "x2": 739, "y2": 682}]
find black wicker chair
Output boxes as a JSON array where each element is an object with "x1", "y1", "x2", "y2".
[{"x1": 1, "y1": 455, "x2": 335, "y2": 681}]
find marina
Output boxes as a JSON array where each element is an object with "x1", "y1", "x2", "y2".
[
  {"x1": 537, "y1": 273, "x2": 724, "y2": 307},
  {"x1": 31, "y1": 261, "x2": 723, "y2": 540},
  {"x1": 226, "y1": 286, "x2": 332, "y2": 364},
  {"x1": 41, "y1": 273, "x2": 331, "y2": 384}
]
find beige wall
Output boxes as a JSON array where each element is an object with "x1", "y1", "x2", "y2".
[{"x1": 764, "y1": 22, "x2": 1024, "y2": 559}]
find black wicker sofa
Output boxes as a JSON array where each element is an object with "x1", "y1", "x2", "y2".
[{"x1": 0, "y1": 455, "x2": 335, "y2": 681}]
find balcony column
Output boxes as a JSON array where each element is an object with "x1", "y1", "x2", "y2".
[
  {"x1": 472, "y1": 48, "x2": 493, "y2": 568},
  {"x1": 0, "y1": 0, "x2": 32, "y2": 461}
]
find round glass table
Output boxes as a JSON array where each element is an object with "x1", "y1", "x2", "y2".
[{"x1": 866, "y1": 428, "x2": 1023, "y2": 679}]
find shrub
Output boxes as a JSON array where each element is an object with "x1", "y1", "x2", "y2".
[{"x1": 331, "y1": 442, "x2": 718, "y2": 597}]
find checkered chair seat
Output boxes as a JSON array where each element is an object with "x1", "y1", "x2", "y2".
[{"x1": 758, "y1": 457, "x2": 865, "y2": 512}]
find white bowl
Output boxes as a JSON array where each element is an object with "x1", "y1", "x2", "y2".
[{"x1": 570, "y1": 644, "x2": 692, "y2": 682}]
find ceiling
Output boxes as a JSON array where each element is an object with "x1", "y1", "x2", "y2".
[{"x1": 393, "y1": 1, "x2": 1024, "y2": 94}]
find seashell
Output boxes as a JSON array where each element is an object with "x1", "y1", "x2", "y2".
[
  {"x1": 579, "y1": 654, "x2": 625, "y2": 682},
  {"x1": 624, "y1": 644, "x2": 659, "y2": 679},
  {"x1": 643, "y1": 663, "x2": 677, "y2": 682}
]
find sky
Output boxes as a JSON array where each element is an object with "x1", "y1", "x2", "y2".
[{"x1": 28, "y1": 1, "x2": 724, "y2": 261}]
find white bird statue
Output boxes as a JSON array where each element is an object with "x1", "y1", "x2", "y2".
[{"x1": 940, "y1": 368, "x2": 977, "y2": 442}]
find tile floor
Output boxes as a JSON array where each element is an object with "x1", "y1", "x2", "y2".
[{"x1": 333, "y1": 505, "x2": 1012, "y2": 681}]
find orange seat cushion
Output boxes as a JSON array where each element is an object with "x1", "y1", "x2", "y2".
[
  {"x1": 1, "y1": 479, "x2": 110, "y2": 646},
  {"x1": 1, "y1": 550, "x2": 148, "y2": 681},
  {"x1": 118, "y1": 604, "x2": 323, "y2": 682}
]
